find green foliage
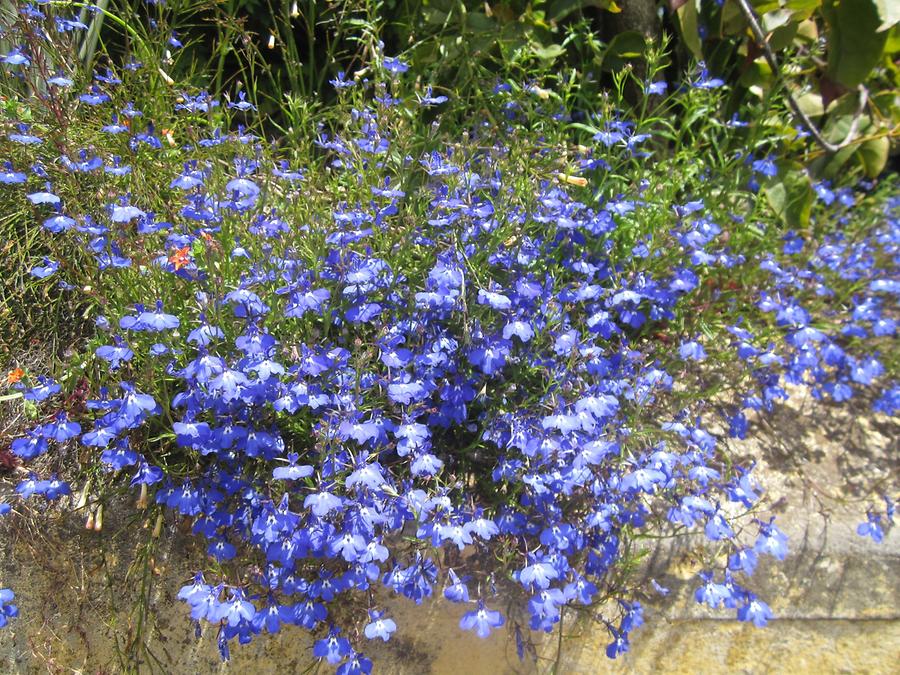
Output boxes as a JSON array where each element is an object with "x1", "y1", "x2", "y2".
[
  {"x1": 0, "y1": 6, "x2": 897, "y2": 669},
  {"x1": 822, "y1": 0, "x2": 889, "y2": 89}
]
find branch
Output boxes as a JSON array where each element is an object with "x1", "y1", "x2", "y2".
[{"x1": 734, "y1": 0, "x2": 868, "y2": 153}]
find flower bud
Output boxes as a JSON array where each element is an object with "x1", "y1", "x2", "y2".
[{"x1": 557, "y1": 173, "x2": 588, "y2": 188}]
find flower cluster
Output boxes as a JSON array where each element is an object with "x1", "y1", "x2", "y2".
[
  {"x1": 0, "y1": 4, "x2": 896, "y2": 672},
  {"x1": 0, "y1": 589, "x2": 17, "y2": 629}
]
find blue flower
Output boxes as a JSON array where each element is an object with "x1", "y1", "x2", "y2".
[
  {"x1": 130, "y1": 461, "x2": 164, "y2": 486},
  {"x1": 695, "y1": 572, "x2": 731, "y2": 609},
  {"x1": 0, "y1": 589, "x2": 18, "y2": 628},
  {"x1": 605, "y1": 627, "x2": 629, "y2": 658},
  {"x1": 459, "y1": 602, "x2": 504, "y2": 638},
  {"x1": 754, "y1": 521, "x2": 788, "y2": 560},
  {"x1": 418, "y1": 87, "x2": 448, "y2": 106},
  {"x1": 443, "y1": 569, "x2": 470, "y2": 603},
  {"x1": 737, "y1": 597, "x2": 773, "y2": 627},
  {"x1": 363, "y1": 610, "x2": 397, "y2": 641},
  {"x1": 11, "y1": 430, "x2": 48, "y2": 460},
  {"x1": 382, "y1": 56, "x2": 408, "y2": 74},
  {"x1": 336, "y1": 650, "x2": 372, "y2": 675},
  {"x1": 728, "y1": 547, "x2": 758, "y2": 576},
  {"x1": 272, "y1": 453, "x2": 314, "y2": 481},
  {"x1": 304, "y1": 491, "x2": 343, "y2": 518},
  {"x1": 705, "y1": 512, "x2": 735, "y2": 541},
  {"x1": 213, "y1": 589, "x2": 256, "y2": 627},
  {"x1": 177, "y1": 573, "x2": 211, "y2": 606},
  {"x1": 857, "y1": 512, "x2": 884, "y2": 543},
  {"x1": 0, "y1": 162, "x2": 26, "y2": 183},
  {"x1": 679, "y1": 339, "x2": 706, "y2": 361},
  {"x1": 313, "y1": 627, "x2": 352, "y2": 664}
]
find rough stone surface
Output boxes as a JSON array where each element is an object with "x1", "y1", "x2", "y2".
[
  {"x1": 552, "y1": 391, "x2": 899, "y2": 674},
  {"x1": 0, "y1": 391, "x2": 896, "y2": 674}
]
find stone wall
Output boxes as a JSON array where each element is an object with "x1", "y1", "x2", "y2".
[{"x1": 0, "y1": 391, "x2": 896, "y2": 674}]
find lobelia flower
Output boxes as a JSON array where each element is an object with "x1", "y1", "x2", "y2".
[
  {"x1": 754, "y1": 520, "x2": 788, "y2": 560},
  {"x1": 459, "y1": 602, "x2": 505, "y2": 638},
  {"x1": 313, "y1": 627, "x2": 352, "y2": 664},
  {"x1": 363, "y1": 610, "x2": 397, "y2": 641},
  {"x1": 856, "y1": 512, "x2": 885, "y2": 543},
  {"x1": 0, "y1": 589, "x2": 18, "y2": 628},
  {"x1": 272, "y1": 453, "x2": 314, "y2": 481},
  {"x1": 336, "y1": 651, "x2": 373, "y2": 675},
  {"x1": 737, "y1": 596, "x2": 774, "y2": 627},
  {"x1": 213, "y1": 589, "x2": 256, "y2": 627}
]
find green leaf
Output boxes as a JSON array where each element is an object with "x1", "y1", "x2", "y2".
[
  {"x1": 821, "y1": 93, "x2": 874, "y2": 144},
  {"x1": 546, "y1": 0, "x2": 620, "y2": 23},
  {"x1": 739, "y1": 58, "x2": 774, "y2": 94},
  {"x1": 530, "y1": 42, "x2": 566, "y2": 61},
  {"x1": 787, "y1": 0, "x2": 822, "y2": 20},
  {"x1": 767, "y1": 20, "x2": 799, "y2": 52},
  {"x1": 765, "y1": 165, "x2": 813, "y2": 228},
  {"x1": 794, "y1": 90, "x2": 826, "y2": 118},
  {"x1": 823, "y1": 0, "x2": 889, "y2": 88},
  {"x1": 820, "y1": 143, "x2": 859, "y2": 178},
  {"x1": 677, "y1": 1, "x2": 704, "y2": 61},
  {"x1": 568, "y1": 121, "x2": 603, "y2": 136},
  {"x1": 720, "y1": 0, "x2": 746, "y2": 36},
  {"x1": 760, "y1": 8, "x2": 793, "y2": 33},
  {"x1": 465, "y1": 11, "x2": 496, "y2": 32},
  {"x1": 599, "y1": 30, "x2": 647, "y2": 70},
  {"x1": 888, "y1": 24, "x2": 900, "y2": 53},
  {"x1": 856, "y1": 136, "x2": 890, "y2": 177},
  {"x1": 606, "y1": 30, "x2": 646, "y2": 58},
  {"x1": 751, "y1": 0, "x2": 783, "y2": 13},
  {"x1": 873, "y1": 0, "x2": 900, "y2": 31}
]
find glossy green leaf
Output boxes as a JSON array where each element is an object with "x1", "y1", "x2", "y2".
[
  {"x1": 856, "y1": 136, "x2": 890, "y2": 177},
  {"x1": 599, "y1": 30, "x2": 647, "y2": 70},
  {"x1": 823, "y1": 0, "x2": 889, "y2": 88},
  {"x1": 873, "y1": 0, "x2": 900, "y2": 30},
  {"x1": 739, "y1": 58, "x2": 774, "y2": 94},
  {"x1": 767, "y1": 20, "x2": 799, "y2": 52},
  {"x1": 531, "y1": 42, "x2": 567, "y2": 61},
  {"x1": 720, "y1": 0, "x2": 746, "y2": 35},
  {"x1": 677, "y1": 1, "x2": 704, "y2": 61},
  {"x1": 546, "y1": 0, "x2": 620, "y2": 23},
  {"x1": 765, "y1": 165, "x2": 813, "y2": 228},
  {"x1": 886, "y1": 24, "x2": 900, "y2": 52}
]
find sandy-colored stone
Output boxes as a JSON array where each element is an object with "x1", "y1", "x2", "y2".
[{"x1": 0, "y1": 391, "x2": 897, "y2": 673}]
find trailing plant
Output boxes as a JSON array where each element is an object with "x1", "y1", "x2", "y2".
[{"x1": 0, "y1": 3, "x2": 897, "y2": 673}]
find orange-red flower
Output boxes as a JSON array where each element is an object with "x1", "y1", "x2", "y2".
[
  {"x1": 168, "y1": 246, "x2": 191, "y2": 270},
  {"x1": 5, "y1": 368, "x2": 24, "y2": 385}
]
